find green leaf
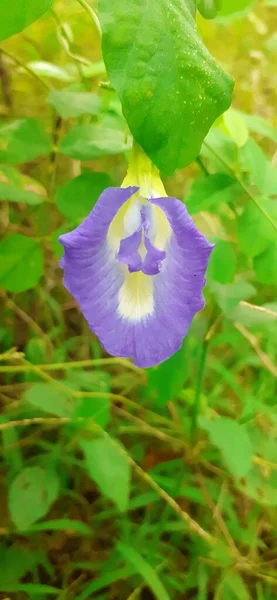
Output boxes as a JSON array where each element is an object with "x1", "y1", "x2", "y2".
[
  {"x1": 239, "y1": 112, "x2": 277, "y2": 144},
  {"x1": 223, "y1": 108, "x2": 249, "y2": 147},
  {"x1": 185, "y1": 173, "x2": 240, "y2": 214},
  {"x1": 222, "y1": 571, "x2": 250, "y2": 600},
  {"x1": 28, "y1": 61, "x2": 74, "y2": 82},
  {"x1": 24, "y1": 382, "x2": 74, "y2": 417},
  {"x1": 56, "y1": 172, "x2": 111, "y2": 221},
  {"x1": 24, "y1": 518, "x2": 91, "y2": 535},
  {"x1": 48, "y1": 89, "x2": 102, "y2": 119},
  {"x1": 9, "y1": 466, "x2": 59, "y2": 529},
  {"x1": 218, "y1": 0, "x2": 254, "y2": 18},
  {"x1": 254, "y1": 242, "x2": 277, "y2": 284},
  {"x1": 237, "y1": 199, "x2": 277, "y2": 258},
  {"x1": 81, "y1": 435, "x2": 130, "y2": 511},
  {"x1": 0, "y1": 234, "x2": 43, "y2": 292},
  {"x1": 144, "y1": 340, "x2": 187, "y2": 406},
  {"x1": 99, "y1": 0, "x2": 233, "y2": 174},
  {"x1": 0, "y1": 584, "x2": 60, "y2": 594},
  {"x1": 211, "y1": 280, "x2": 256, "y2": 313},
  {"x1": 239, "y1": 139, "x2": 277, "y2": 197},
  {"x1": 199, "y1": 417, "x2": 253, "y2": 478},
  {"x1": 0, "y1": 0, "x2": 52, "y2": 42},
  {"x1": 207, "y1": 241, "x2": 236, "y2": 284},
  {"x1": 238, "y1": 466, "x2": 277, "y2": 507},
  {"x1": 0, "y1": 545, "x2": 35, "y2": 586},
  {"x1": 59, "y1": 124, "x2": 131, "y2": 160},
  {"x1": 0, "y1": 119, "x2": 51, "y2": 165},
  {"x1": 117, "y1": 542, "x2": 170, "y2": 600},
  {"x1": 0, "y1": 165, "x2": 47, "y2": 205}
]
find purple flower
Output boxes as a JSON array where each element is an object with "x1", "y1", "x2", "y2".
[{"x1": 59, "y1": 149, "x2": 213, "y2": 368}]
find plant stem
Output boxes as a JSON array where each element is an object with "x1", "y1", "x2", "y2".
[{"x1": 76, "y1": 0, "x2": 102, "y2": 37}]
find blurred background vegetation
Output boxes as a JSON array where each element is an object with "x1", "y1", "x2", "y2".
[{"x1": 0, "y1": 1, "x2": 276, "y2": 598}]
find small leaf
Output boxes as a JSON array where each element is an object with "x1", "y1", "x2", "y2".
[
  {"x1": 99, "y1": 0, "x2": 233, "y2": 174},
  {"x1": 239, "y1": 139, "x2": 277, "y2": 197},
  {"x1": 254, "y1": 242, "x2": 277, "y2": 284},
  {"x1": 211, "y1": 280, "x2": 256, "y2": 313},
  {"x1": 59, "y1": 124, "x2": 131, "y2": 160},
  {"x1": 24, "y1": 382, "x2": 74, "y2": 417},
  {"x1": 9, "y1": 466, "x2": 59, "y2": 529},
  {"x1": 56, "y1": 172, "x2": 111, "y2": 221},
  {"x1": 0, "y1": 234, "x2": 43, "y2": 293},
  {"x1": 223, "y1": 108, "x2": 249, "y2": 147},
  {"x1": 199, "y1": 417, "x2": 253, "y2": 478},
  {"x1": 0, "y1": 0, "x2": 52, "y2": 42},
  {"x1": 48, "y1": 89, "x2": 102, "y2": 119},
  {"x1": 0, "y1": 165, "x2": 47, "y2": 205},
  {"x1": 28, "y1": 61, "x2": 74, "y2": 82},
  {"x1": 239, "y1": 112, "x2": 277, "y2": 144},
  {"x1": 207, "y1": 240, "x2": 236, "y2": 284},
  {"x1": 185, "y1": 173, "x2": 240, "y2": 215},
  {"x1": 144, "y1": 340, "x2": 188, "y2": 406},
  {"x1": 81, "y1": 435, "x2": 130, "y2": 511},
  {"x1": 117, "y1": 542, "x2": 170, "y2": 600},
  {"x1": 237, "y1": 200, "x2": 277, "y2": 258},
  {"x1": 0, "y1": 119, "x2": 51, "y2": 164}
]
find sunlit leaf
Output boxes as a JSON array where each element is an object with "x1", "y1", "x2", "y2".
[
  {"x1": 207, "y1": 240, "x2": 236, "y2": 284},
  {"x1": 99, "y1": 0, "x2": 233, "y2": 174},
  {"x1": 199, "y1": 417, "x2": 253, "y2": 477},
  {"x1": 254, "y1": 242, "x2": 277, "y2": 284},
  {"x1": 0, "y1": 164, "x2": 47, "y2": 205},
  {"x1": 0, "y1": 0, "x2": 52, "y2": 42}
]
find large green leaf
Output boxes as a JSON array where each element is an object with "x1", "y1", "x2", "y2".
[
  {"x1": 254, "y1": 242, "x2": 277, "y2": 284},
  {"x1": 99, "y1": 0, "x2": 233, "y2": 174},
  {"x1": 0, "y1": 234, "x2": 43, "y2": 292},
  {"x1": 81, "y1": 435, "x2": 130, "y2": 511},
  {"x1": 0, "y1": 0, "x2": 52, "y2": 42},
  {"x1": 9, "y1": 466, "x2": 59, "y2": 530},
  {"x1": 56, "y1": 171, "x2": 111, "y2": 221},
  {"x1": 24, "y1": 383, "x2": 74, "y2": 418}
]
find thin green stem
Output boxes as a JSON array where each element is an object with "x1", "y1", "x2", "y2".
[
  {"x1": 76, "y1": 0, "x2": 102, "y2": 37},
  {"x1": 190, "y1": 342, "x2": 208, "y2": 442},
  {"x1": 0, "y1": 47, "x2": 52, "y2": 90},
  {"x1": 0, "y1": 357, "x2": 142, "y2": 375}
]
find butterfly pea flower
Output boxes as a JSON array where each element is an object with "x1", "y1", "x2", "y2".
[{"x1": 59, "y1": 146, "x2": 213, "y2": 368}]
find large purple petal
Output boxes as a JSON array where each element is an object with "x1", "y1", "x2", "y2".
[{"x1": 59, "y1": 188, "x2": 213, "y2": 368}]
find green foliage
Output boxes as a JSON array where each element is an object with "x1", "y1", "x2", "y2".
[
  {"x1": 99, "y1": 0, "x2": 233, "y2": 174},
  {"x1": 48, "y1": 88, "x2": 102, "y2": 119},
  {"x1": 59, "y1": 123, "x2": 131, "y2": 159},
  {"x1": 81, "y1": 435, "x2": 130, "y2": 511},
  {"x1": 0, "y1": 0, "x2": 52, "y2": 42},
  {"x1": 9, "y1": 466, "x2": 59, "y2": 529},
  {"x1": 56, "y1": 171, "x2": 111, "y2": 221},
  {"x1": 0, "y1": 119, "x2": 51, "y2": 164},
  {"x1": 0, "y1": 233, "x2": 43, "y2": 292},
  {"x1": 199, "y1": 417, "x2": 253, "y2": 477},
  {"x1": 0, "y1": 1, "x2": 276, "y2": 598}
]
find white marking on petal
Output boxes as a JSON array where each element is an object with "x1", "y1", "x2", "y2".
[{"x1": 117, "y1": 271, "x2": 154, "y2": 321}]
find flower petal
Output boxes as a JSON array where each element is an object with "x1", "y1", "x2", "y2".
[
  {"x1": 59, "y1": 189, "x2": 213, "y2": 369},
  {"x1": 116, "y1": 229, "x2": 143, "y2": 272}
]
